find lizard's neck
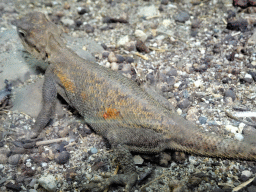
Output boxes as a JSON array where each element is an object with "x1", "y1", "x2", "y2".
[{"x1": 46, "y1": 36, "x2": 82, "y2": 68}]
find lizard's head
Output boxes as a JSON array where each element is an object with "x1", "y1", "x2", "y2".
[{"x1": 11, "y1": 12, "x2": 64, "y2": 61}]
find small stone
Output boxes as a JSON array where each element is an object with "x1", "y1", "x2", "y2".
[
  {"x1": 90, "y1": 147, "x2": 98, "y2": 154},
  {"x1": 8, "y1": 154, "x2": 20, "y2": 165},
  {"x1": 60, "y1": 18, "x2": 75, "y2": 26},
  {"x1": 117, "y1": 35, "x2": 130, "y2": 47},
  {"x1": 122, "y1": 64, "x2": 131, "y2": 72},
  {"x1": 124, "y1": 41, "x2": 136, "y2": 51},
  {"x1": 134, "y1": 30, "x2": 147, "y2": 42},
  {"x1": 198, "y1": 116, "x2": 207, "y2": 124},
  {"x1": 235, "y1": 133, "x2": 244, "y2": 141},
  {"x1": 126, "y1": 57, "x2": 134, "y2": 63},
  {"x1": 38, "y1": 175, "x2": 57, "y2": 192},
  {"x1": 174, "y1": 11, "x2": 190, "y2": 23},
  {"x1": 75, "y1": 20, "x2": 83, "y2": 27},
  {"x1": 194, "y1": 80, "x2": 203, "y2": 88},
  {"x1": 84, "y1": 24, "x2": 94, "y2": 33},
  {"x1": 116, "y1": 55, "x2": 125, "y2": 63},
  {"x1": 102, "y1": 51, "x2": 110, "y2": 58},
  {"x1": 108, "y1": 52, "x2": 117, "y2": 63},
  {"x1": 133, "y1": 155, "x2": 144, "y2": 165},
  {"x1": 55, "y1": 151, "x2": 70, "y2": 164},
  {"x1": 136, "y1": 40, "x2": 150, "y2": 53},
  {"x1": 225, "y1": 125, "x2": 238, "y2": 134},
  {"x1": 77, "y1": 7, "x2": 89, "y2": 15},
  {"x1": 177, "y1": 99, "x2": 190, "y2": 109},
  {"x1": 166, "y1": 68, "x2": 177, "y2": 76},
  {"x1": 177, "y1": 108, "x2": 182, "y2": 115},
  {"x1": 111, "y1": 62, "x2": 119, "y2": 71},
  {"x1": 242, "y1": 170, "x2": 252, "y2": 178},
  {"x1": 0, "y1": 154, "x2": 7, "y2": 164},
  {"x1": 6, "y1": 182, "x2": 22, "y2": 191},
  {"x1": 224, "y1": 89, "x2": 236, "y2": 101},
  {"x1": 161, "y1": 0, "x2": 169, "y2": 5}
]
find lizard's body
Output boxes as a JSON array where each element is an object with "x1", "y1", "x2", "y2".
[{"x1": 12, "y1": 12, "x2": 256, "y2": 191}]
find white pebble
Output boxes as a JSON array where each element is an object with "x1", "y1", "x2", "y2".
[
  {"x1": 234, "y1": 133, "x2": 244, "y2": 141},
  {"x1": 177, "y1": 108, "x2": 182, "y2": 115},
  {"x1": 242, "y1": 170, "x2": 252, "y2": 178},
  {"x1": 225, "y1": 125, "x2": 238, "y2": 134},
  {"x1": 194, "y1": 80, "x2": 202, "y2": 88}
]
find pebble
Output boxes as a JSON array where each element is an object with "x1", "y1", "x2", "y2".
[
  {"x1": 55, "y1": 151, "x2": 70, "y2": 164},
  {"x1": 136, "y1": 40, "x2": 150, "y2": 53},
  {"x1": 174, "y1": 11, "x2": 190, "y2": 23},
  {"x1": 108, "y1": 52, "x2": 117, "y2": 63},
  {"x1": 102, "y1": 51, "x2": 110, "y2": 58},
  {"x1": 0, "y1": 154, "x2": 7, "y2": 164},
  {"x1": 77, "y1": 7, "x2": 89, "y2": 15},
  {"x1": 133, "y1": 155, "x2": 144, "y2": 165},
  {"x1": 111, "y1": 62, "x2": 119, "y2": 71},
  {"x1": 161, "y1": 0, "x2": 169, "y2": 5},
  {"x1": 125, "y1": 57, "x2": 134, "y2": 63},
  {"x1": 198, "y1": 116, "x2": 207, "y2": 124},
  {"x1": 242, "y1": 170, "x2": 252, "y2": 178},
  {"x1": 117, "y1": 35, "x2": 129, "y2": 47},
  {"x1": 138, "y1": 5, "x2": 159, "y2": 18},
  {"x1": 234, "y1": 133, "x2": 244, "y2": 141},
  {"x1": 38, "y1": 175, "x2": 57, "y2": 192},
  {"x1": 224, "y1": 89, "x2": 236, "y2": 101},
  {"x1": 8, "y1": 154, "x2": 20, "y2": 165},
  {"x1": 84, "y1": 24, "x2": 94, "y2": 33},
  {"x1": 193, "y1": 80, "x2": 203, "y2": 88},
  {"x1": 90, "y1": 147, "x2": 98, "y2": 154},
  {"x1": 60, "y1": 18, "x2": 75, "y2": 26},
  {"x1": 116, "y1": 55, "x2": 125, "y2": 63},
  {"x1": 134, "y1": 29, "x2": 147, "y2": 42},
  {"x1": 177, "y1": 99, "x2": 190, "y2": 109},
  {"x1": 225, "y1": 125, "x2": 238, "y2": 134}
]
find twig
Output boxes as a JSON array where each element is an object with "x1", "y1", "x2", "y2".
[
  {"x1": 225, "y1": 111, "x2": 256, "y2": 127},
  {"x1": 36, "y1": 137, "x2": 70, "y2": 146},
  {"x1": 134, "y1": 52, "x2": 148, "y2": 60}
]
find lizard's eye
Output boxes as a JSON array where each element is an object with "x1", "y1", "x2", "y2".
[{"x1": 18, "y1": 29, "x2": 26, "y2": 38}]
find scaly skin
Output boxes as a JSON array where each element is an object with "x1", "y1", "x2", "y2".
[{"x1": 12, "y1": 12, "x2": 256, "y2": 191}]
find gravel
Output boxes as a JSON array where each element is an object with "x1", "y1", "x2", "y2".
[{"x1": 1, "y1": 0, "x2": 256, "y2": 191}]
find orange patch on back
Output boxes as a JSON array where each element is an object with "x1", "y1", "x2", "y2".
[
  {"x1": 80, "y1": 91, "x2": 87, "y2": 100},
  {"x1": 103, "y1": 108, "x2": 120, "y2": 119},
  {"x1": 55, "y1": 69, "x2": 75, "y2": 93}
]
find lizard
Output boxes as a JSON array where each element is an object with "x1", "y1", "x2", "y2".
[{"x1": 11, "y1": 12, "x2": 256, "y2": 191}]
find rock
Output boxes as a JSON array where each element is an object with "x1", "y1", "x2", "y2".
[
  {"x1": 227, "y1": 19, "x2": 248, "y2": 31},
  {"x1": 161, "y1": 0, "x2": 169, "y2": 5},
  {"x1": 136, "y1": 40, "x2": 150, "y2": 53},
  {"x1": 12, "y1": 79, "x2": 66, "y2": 118},
  {"x1": 77, "y1": 7, "x2": 90, "y2": 15},
  {"x1": 248, "y1": 30, "x2": 256, "y2": 45},
  {"x1": 133, "y1": 155, "x2": 144, "y2": 165},
  {"x1": 199, "y1": 116, "x2": 207, "y2": 124},
  {"x1": 116, "y1": 55, "x2": 125, "y2": 63},
  {"x1": 5, "y1": 182, "x2": 22, "y2": 191},
  {"x1": 0, "y1": 154, "x2": 8, "y2": 164},
  {"x1": 177, "y1": 99, "x2": 190, "y2": 109},
  {"x1": 60, "y1": 17, "x2": 75, "y2": 26},
  {"x1": 224, "y1": 89, "x2": 236, "y2": 101},
  {"x1": 90, "y1": 147, "x2": 98, "y2": 154},
  {"x1": 84, "y1": 24, "x2": 94, "y2": 33},
  {"x1": 38, "y1": 175, "x2": 57, "y2": 192},
  {"x1": 55, "y1": 151, "x2": 70, "y2": 164},
  {"x1": 242, "y1": 170, "x2": 252, "y2": 178},
  {"x1": 126, "y1": 57, "x2": 134, "y2": 63},
  {"x1": 111, "y1": 62, "x2": 119, "y2": 71},
  {"x1": 124, "y1": 41, "x2": 136, "y2": 51},
  {"x1": 117, "y1": 35, "x2": 130, "y2": 47},
  {"x1": 108, "y1": 52, "x2": 117, "y2": 63},
  {"x1": 225, "y1": 125, "x2": 238, "y2": 134},
  {"x1": 174, "y1": 11, "x2": 190, "y2": 23},
  {"x1": 138, "y1": 5, "x2": 159, "y2": 18},
  {"x1": 8, "y1": 154, "x2": 20, "y2": 165},
  {"x1": 134, "y1": 30, "x2": 147, "y2": 42},
  {"x1": 102, "y1": 51, "x2": 110, "y2": 58}
]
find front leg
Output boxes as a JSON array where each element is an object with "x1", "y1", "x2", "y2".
[{"x1": 30, "y1": 67, "x2": 57, "y2": 138}]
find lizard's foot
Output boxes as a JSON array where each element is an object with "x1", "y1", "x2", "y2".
[
  {"x1": 82, "y1": 144, "x2": 138, "y2": 191},
  {"x1": 82, "y1": 173, "x2": 138, "y2": 192}
]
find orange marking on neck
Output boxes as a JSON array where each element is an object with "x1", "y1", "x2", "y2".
[{"x1": 103, "y1": 108, "x2": 120, "y2": 119}]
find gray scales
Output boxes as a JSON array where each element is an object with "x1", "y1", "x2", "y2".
[{"x1": 11, "y1": 12, "x2": 256, "y2": 191}]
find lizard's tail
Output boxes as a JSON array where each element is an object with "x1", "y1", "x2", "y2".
[{"x1": 168, "y1": 129, "x2": 256, "y2": 161}]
